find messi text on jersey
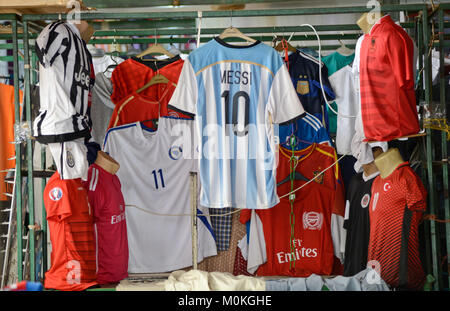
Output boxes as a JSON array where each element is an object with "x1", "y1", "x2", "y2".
[{"x1": 221, "y1": 70, "x2": 252, "y2": 85}]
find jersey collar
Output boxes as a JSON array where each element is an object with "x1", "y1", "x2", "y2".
[
  {"x1": 369, "y1": 14, "x2": 393, "y2": 35},
  {"x1": 279, "y1": 143, "x2": 317, "y2": 163},
  {"x1": 213, "y1": 37, "x2": 261, "y2": 49}
]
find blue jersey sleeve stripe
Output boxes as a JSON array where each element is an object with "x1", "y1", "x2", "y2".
[{"x1": 103, "y1": 123, "x2": 137, "y2": 148}]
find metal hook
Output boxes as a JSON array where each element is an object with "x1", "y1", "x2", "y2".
[{"x1": 230, "y1": 10, "x2": 233, "y2": 27}]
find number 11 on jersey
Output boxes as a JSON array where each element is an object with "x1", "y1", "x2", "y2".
[{"x1": 152, "y1": 169, "x2": 165, "y2": 189}]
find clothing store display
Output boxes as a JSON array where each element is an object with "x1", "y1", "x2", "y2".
[
  {"x1": 168, "y1": 37, "x2": 305, "y2": 210},
  {"x1": 12, "y1": 8, "x2": 436, "y2": 293}
]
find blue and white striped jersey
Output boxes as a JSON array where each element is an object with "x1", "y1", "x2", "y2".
[{"x1": 168, "y1": 38, "x2": 305, "y2": 209}]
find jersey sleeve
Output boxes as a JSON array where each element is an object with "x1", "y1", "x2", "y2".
[
  {"x1": 311, "y1": 64, "x2": 336, "y2": 101},
  {"x1": 85, "y1": 167, "x2": 105, "y2": 221},
  {"x1": 167, "y1": 59, "x2": 198, "y2": 118},
  {"x1": 267, "y1": 64, "x2": 305, "y2": 125},
  {"x1": 44, "y1": 181, "x2": 72, "y2": 222},
  {"x1": 404, "y1": 170, "x2": 428, "y2": 212},
  {"x1": 386, "y1": 32, "x2": 414, "y2": 88},
  {"x1": 35, "y1": 22, "x2": 69, "y2": 68}
]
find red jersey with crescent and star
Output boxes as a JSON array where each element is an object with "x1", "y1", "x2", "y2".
[
  {"x1": 240, "y1": 143, "x2": 345, "y2": 277},
  {"x1": 368, "y1": 162, "x2": 427, "y2": 290}
]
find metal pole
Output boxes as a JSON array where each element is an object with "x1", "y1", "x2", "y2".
[
  {"x1": 11, "y1": 17, "x2": 23, "y2": 283},
  {"x1": 190, "y1": 172, "x2": 198, "y2": 270},
  {"x1": 423, "y1": 6, "x2": 440, "y2": 291},
  {"x1": 23, "y1": 20, "x2": 36, "y2": 282},
  {"x1": 438, "y1": 7, "x2": 450, "y2": 290},
  {"x1": 21, "y1": 4, "x2": 426, "y2": 21}
]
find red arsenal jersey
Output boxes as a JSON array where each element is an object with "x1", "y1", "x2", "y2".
[
  {"x1": 368, "y1": 162, "x2": 427, "y2": 290},
  {"x1": 359, "y1": 15, "x2": 419, "y2": 141},
  {"x1": 241, "y1": 144, "x2": 345, "y2": 277},
  {"x1": 83, "y1": 164, "x2": 128, "y2": 284},
  {"x1": 44, "y1": 172, "x2": 97, "y2": 291}
]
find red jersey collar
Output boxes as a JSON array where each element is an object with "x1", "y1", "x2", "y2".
[{"x1": 369, "y1": 14, "x2": 393, "y2": 35}]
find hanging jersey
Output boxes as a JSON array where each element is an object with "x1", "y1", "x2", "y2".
[
  {"x1": 359, "y1": 15, "x2": 419, "y2": 141},
  {"x1": 33, "y1": 21, "x2": 95, "y2": 143},
  {"x1": 322, "y1": 51, "x2": 355, "y2": 134},
  {"x1": 322, "y1": 51, "x2": 355, "y2": 77},
  {"x1": 278, "y1": 112, "x2": 333, "y2": 151},
  {"x1": 0, "y1": 84, "x2": 22, "y2": 201},
  {"x1": 83, "y1": 163, "x2": 128, "y2": 284},
  {"x1": 240, "y1": 144, "x2": 345, "y2": 277},
  {"x1": 103, "y1": 117, "x2": 217, "y2": 273},
  {"x1": 110, "y1": 56, "x2": 183, "y2": 105},
  {"x1": 368, "y1": 162, "x2": 426, "y2": 290},
  {"x1": 329, "y1": 65, "x2": 359, "y2": 155},
  {"x1": 43, "y1": 172, "x2": 97, "y2": 291},
  {"x1": 343, "y1": 171, "x2": 378, "y2": 276},
  {"x1": 107, "y1": 81, "x2": 189, "y2": 132},
  {"x1": 286, "y1": 50, "x2": 335, "y2": 130},
  {"x1": 167, "y1": 37, "x2": 305, "y2": 210}
]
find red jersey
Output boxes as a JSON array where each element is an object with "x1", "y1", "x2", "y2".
[
  {"x1": 240, "y1": 144, "x2": 345, "y2": 277},
  {"x1": 83, "y1": 164, "x2": 128, "y2": 284},
  {"x1": 368, "y1": 162, "x2": 426, "y2": 290},
  {"x1": 359, "y1": 15, "x2": 419, "y2": 141},
  {"x1": 107, "y1": 82, "x2": 187, "y2": 131},
  {"x1": 110, "y1": 56, "x2": 183, "y2": 105},
  {"x1": 44, "y1": 172, "x2": 97, "y2": 291}
]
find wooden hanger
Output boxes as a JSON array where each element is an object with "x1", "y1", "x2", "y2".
[
  {"x1": 218, "y1": 26, "x2": 256, "y2": 43},
  {"x1": 336, "y1": 40, "x2": 354, "y2": 56},
  {"x1": 136, "y1": 73, "x2": 170, "y2": 94},
  {"x1": 274, "y1": 37, "x2": 297, "y2": 53},
  {"x1": 136, "y1": 43, "x2": 175, "y2": 60}
]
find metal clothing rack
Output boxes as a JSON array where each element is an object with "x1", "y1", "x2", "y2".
[{"x1": 0, "y1": 3, "x2": 448, "y2": 291}]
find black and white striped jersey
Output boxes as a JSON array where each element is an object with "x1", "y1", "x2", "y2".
[{"x1": 33, "y1": 21, "x2": 95, "y2": 143}]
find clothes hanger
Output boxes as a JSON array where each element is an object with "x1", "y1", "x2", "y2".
[
  {"x1": 336, "y1": 39, "x2": 354, "y2": 56},
  {"x1": 277, "y1": 171, "x2": 310, "y2": 187},
  {"x1": 103, "y1": 30, "x2": 121, "y2": 74},
  {"x1": 274, "y1": 36, "x2": 297, "y2": 53},
  {"x1": 218, "y1": 10, "x2": 256, "y2": 44},
  {"x1": 136, "y1": 72, "x2": 171, "y2": 129},
  {"x1": 136, "y1": 73, "x2": 170, "y2": 94},
  {"x1": 136, "y1": 30, "x2": 175, "y2": 59}
]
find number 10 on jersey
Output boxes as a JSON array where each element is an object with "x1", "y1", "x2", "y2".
[{"x1": 221, "y1": 90, "x2": 250, "y2": 137}]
